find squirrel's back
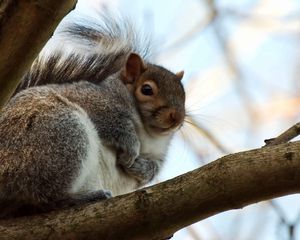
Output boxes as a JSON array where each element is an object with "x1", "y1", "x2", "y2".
[{"x1": 0, "y1": 86, "x2": 89, "y2": 204}]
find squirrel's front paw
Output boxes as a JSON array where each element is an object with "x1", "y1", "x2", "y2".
[
  {"x1": 125, "y1": 156, "x2": 159, "y2": 185},
  {"x1": 117, "y1": 141, "x2": 140, "y2": 168}
]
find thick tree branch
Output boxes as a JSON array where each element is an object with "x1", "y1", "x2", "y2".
[
  {"x1": 0, "y1": 140, "x2": 300, "y2": 240},
  {"x1": 0, "y1": 0, "x2": 77, "y2": 109}
]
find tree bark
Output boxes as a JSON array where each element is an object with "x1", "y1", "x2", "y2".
[
  {"x1": 0, "y1": 0, "x2": 77, "y2": 109},
  {"x1": 0, "y1": 140, "x2": 299, "y2": 240}
]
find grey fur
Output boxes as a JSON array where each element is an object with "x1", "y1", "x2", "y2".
[
  {"x1": 0, "y1": 15, "x2": 186, "y2": 217},
  {"x1": 125, "y1": 155, "x2": 162, "y2": 186},
  {"x1": 0, "y1": 78, "x2": 132, "y2": 216}
]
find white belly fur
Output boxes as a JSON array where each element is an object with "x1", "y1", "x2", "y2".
[
  {"x1": 69, "y1": 107, "x2": 171, "y2": 197},
  {"x1": 69, "y1": 108, "x2": 136, "y2": 196}
]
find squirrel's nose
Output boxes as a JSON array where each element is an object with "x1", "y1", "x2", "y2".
[{"x1": 168, "y1": 109, "x2": 184, "y2": 127}]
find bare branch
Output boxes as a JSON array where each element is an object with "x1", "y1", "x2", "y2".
[
  {"x1": 1, "y1": 140, "x2": 300, "y2": 240},
  {"x1": 265, "y1": 122, "x2": 300, "y2": 146},
  {"x1": 0, "y1": 0, "x2": 77, "y2": 109},
  {"x1": 161, "y1": 11, "x2": 215, "y2": 54}
]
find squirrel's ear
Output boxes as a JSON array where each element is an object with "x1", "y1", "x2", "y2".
[
  {"x1": 175, "y1": 71, "x2": 184, "y2": 81},
  {"x1": 122, "y1": 53, "x2": 146, "y2": 84}
]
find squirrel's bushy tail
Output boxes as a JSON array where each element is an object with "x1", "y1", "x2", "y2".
[
  {"x1": 15, "y1": 13, "x2": 152, "y2": 94},
  {"x1": 60, "y1": 13, "x2": 151, "y2": 59}
]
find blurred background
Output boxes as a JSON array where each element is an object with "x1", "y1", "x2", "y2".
[{"x1": 63, "y1": 0, "x2": 300, "y2": 239}]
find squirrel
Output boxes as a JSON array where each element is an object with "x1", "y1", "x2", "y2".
[{"x1": 0, "y1": 15, "x2": 186, "y2": 217}]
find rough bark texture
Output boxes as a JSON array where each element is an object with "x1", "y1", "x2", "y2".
[
  {"x1": 0, "y1": 141, "x2": 299, "y2": 240},
  {"x1": 0, "y1": 0, "x2": 77, "y2": 109}
]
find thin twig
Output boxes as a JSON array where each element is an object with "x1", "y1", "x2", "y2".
[
  {"x1": 159, "y1": 8, "x2": 216, "y2": 55},
  {"x1": 186, "y1": 226, "x2": 203, "y2": 240},
  {"x1": 264, "y1": 122, "x2": 300, "y2": 146}
]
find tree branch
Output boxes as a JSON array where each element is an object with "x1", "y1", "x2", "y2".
[
  {"x1": 1, "y1": 140, "x2": 300, "y2": 240},
  {"x1": 0, "y1": 0, "x2": 77, "y2": 109},
  {"x1": 265, "y1": 122, "x2": 300, "y2": 146}
]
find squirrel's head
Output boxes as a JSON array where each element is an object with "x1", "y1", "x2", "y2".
[{"x1": 121, "y1": 53, "x2": 185, "y2": 135}]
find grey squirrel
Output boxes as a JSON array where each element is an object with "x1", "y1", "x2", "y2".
[{"x1": 0, "y1": 15, "x2": 185, "y2": 217}]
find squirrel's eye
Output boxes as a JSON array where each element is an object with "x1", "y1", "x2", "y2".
[{"x1": 141, "y1": 84, "x2": 153, "y2": 96}]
